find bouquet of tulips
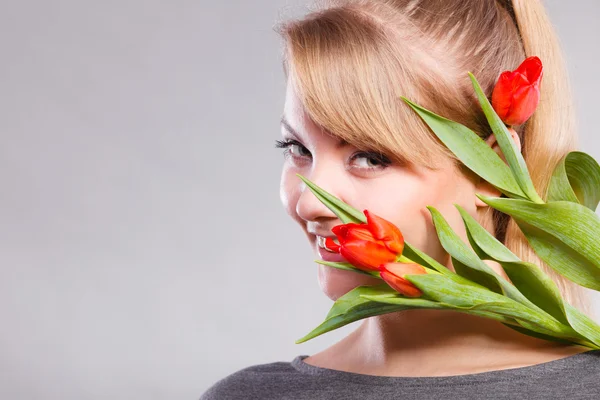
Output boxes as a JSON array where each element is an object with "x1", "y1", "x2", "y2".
[{"x1": 295, "y1": 56, "x2": 600, "y2": 350}]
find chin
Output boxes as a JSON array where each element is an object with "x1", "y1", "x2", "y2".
[{"x1": 317, "y1": 264, "x2": 383, "y2": 301}]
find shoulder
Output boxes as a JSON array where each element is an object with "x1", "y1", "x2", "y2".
[{"x1": 199, "y1": 358, "x2": 303, "y2": 400}]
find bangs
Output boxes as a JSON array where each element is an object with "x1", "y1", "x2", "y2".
[{"x1": 276, "y1": 6, "x2": 460, "y2": 170}]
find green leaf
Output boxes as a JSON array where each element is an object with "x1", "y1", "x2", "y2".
[
  {"x1": 564, "y1": 303, "x2": 600, "y2": 348},
  {"x1": 510, "y1": 317, "x2": 590, "y2": 346},
  {"x1": 547, "y1": 153, "x2": 582, "y2": 205},
  {"x1": 477, "y1": 195, "x2": 600, "y2": 291},
  {"x1": 495, "y1": 261, "x2": 571, "y2": 326},
  {"x1": 467, "y1": 72, "x2": 544, "y2": 204},
  {"x1": 404, "y1": 273, "x2": 581, "y2": 341},
  {"x1": 324, "y1": 284, "x2": 397, "y2": 320},
  {"x1": 314, "y1": 260, "x2": 381, "y2": 278},
  {"x1": 548, "y1": 151, "x2": 600, "y2": 211},
  {"x1": 501, "y1": 323, "x2": 591, "y2": 347},
  {"x1": 296, "y1": 173, "x2": 365, "y2": 224},
  {"x1": 427, "y1": 206, "x2": 502, "y2": 292},
  {"x1": 455, "y1": 204, "x2": 520, "y2": 263},
  {"x1": 363, "y1": 295, "x2": 514, "y2": 324},
  {"x1": 456, "y1": 203, "x2": 600, "y2": 347},
  {"x1": 427, "y1": 206, "x2": 544, "y2": 313},
  {"x1": 402, "y1": 242, "x2": 452, "y2": 275},
  {"x1": 401, "y1": 97, "x2": 527, "y2": 200},
  {"x1": 359, "y1": 294, "x2": 449, "y2": 309},
  {"x1": 455, "y1": 204, "x2": 570, "y2": 326},
  {"x1": 364, "y1": 294, "x2": 592, "y2": 347},
  {"x1": 296, "y1": 284, "x2": 427, "y2": 344},
  {"x1": 402, "y1": 242, "x2": 495, "y2": 291}
]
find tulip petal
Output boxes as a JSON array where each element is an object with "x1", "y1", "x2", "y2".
[
  {"x1": 517, "y1": 56, "x2": 543, "y2": 82},
  {"x1": 364, "y1": 210, "x2": 404, "y2": 253},
  {"x1": 325, "y1": 237, "x2": 341, "y2": 252},
  {"x1": 344, "y1": 225, "x2": 377, "y2": 243},
  {"x1": 340, "y1": 241, "x2": 397, "y2": 271},
  {"x1": 492, "y1": 71, "x2": 519, "y2": 121},
  {"x1": 332, "y1": 223, "x2": 373, "y2": 244},
  {"x1": 379, "y1": 262, "x2": 427, "y2": 297},
  {"x1": 506, "y1": 84, "x2": 540, "y2": 126},
  {"x1": 382, "y1": 262, "x2": 428, "y2": 277},
  {"x1": 491, "y1": 56, "x2": 543, "y2": 127},
  {"x1": 494, "y1": 72, "x2": 531, "y2": 125},
  {"x1": 380, "y1": 269, "x2": 423, "y2": 297}
]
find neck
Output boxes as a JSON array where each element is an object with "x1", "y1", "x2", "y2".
[{"x1": 338, "y1": 308, "x2": 586, "y2": 376}]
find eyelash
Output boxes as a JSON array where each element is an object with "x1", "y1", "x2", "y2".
[{"x1": 274, "y1": 139, "x2": 392, "y2": 172}]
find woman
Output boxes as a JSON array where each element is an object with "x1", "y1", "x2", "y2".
[{"x1": 201, "y1": 0, "x2": 600, "y2": 398}]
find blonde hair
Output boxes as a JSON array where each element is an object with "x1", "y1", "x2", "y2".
[{"x1": 274, "y1": 0, "x2": 593, "y2": 317}]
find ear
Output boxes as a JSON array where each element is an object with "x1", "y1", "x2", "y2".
[{"x1": 475, "y1": 127, "x2": 522, "y2": 208}]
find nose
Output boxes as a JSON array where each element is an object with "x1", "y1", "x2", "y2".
[{"x1": 295, "y1": 163, "x2": 347, "y2": 224}]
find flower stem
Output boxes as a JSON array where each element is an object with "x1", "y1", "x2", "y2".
[{"x1": 396, "y1": 254, "x2": 414, "y2": 263}]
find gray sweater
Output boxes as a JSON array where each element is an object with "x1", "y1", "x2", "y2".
[{"x1": 200, "y1": 351, "x2": 600, "y2": 399}]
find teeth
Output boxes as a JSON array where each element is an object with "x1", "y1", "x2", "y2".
[
  {"x1": 317, "y1": 236, "x2": 327, "y2": 248},
  {"x1": 317, "y1": 235, "x2": 339, "y2": 252}
]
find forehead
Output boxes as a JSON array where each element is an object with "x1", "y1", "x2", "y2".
[
  {"x1": 280, "y1": 75, "x2": 453, "y2": 172},
  {"x1": 282, "y1": 79, "x2": 321, "y2": 137},
  {"x1": 282, "y1": 81, "x2": 350, "y2": 149},
  {"x1": 283, "y1": 78, "x2": 308, "y2": 124}
]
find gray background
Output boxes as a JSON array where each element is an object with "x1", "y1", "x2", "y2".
[{"x1": 0, "y1": 1, "x2": 598, "y2": 399}]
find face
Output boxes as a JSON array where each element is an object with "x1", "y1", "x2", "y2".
[{"x1": 278, "y1": 77, "x2": 493, "y2": 301}]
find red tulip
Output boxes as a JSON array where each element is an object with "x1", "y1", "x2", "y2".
[
  {"x1": 491, "y1": 56, "x2": 543, "y2": 126},
  {"x1": 379, "y1": 262, "x2": 428, "y2": 297},
  {"x1": 324, "y1": 210, "x2": 404, "y2": 272}
]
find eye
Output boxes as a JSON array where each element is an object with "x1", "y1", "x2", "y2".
[
  {"x1": 349, "y1": 151, "x2": 392, "y2": 172},
  {"x1": 274, "y1": 139, "x2": 311, "y2": 161},
  {"x1": 274, "y1": 138, "x2": 394, "y2": 173}
]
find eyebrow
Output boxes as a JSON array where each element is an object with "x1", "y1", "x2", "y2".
[{"x1": 280, "y1": 115, "x2": 349, "y2": 149}]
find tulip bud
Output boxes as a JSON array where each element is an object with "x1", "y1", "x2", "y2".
[
  {"x1": 326, "y1": 210, "x2": 404, "y2": 272},
  {"x1": 491, "y1": 56, "x2": 543, "y2": 126},
  {"x1": 379, "y1": 262, "x2": 428, "y2": 297}
]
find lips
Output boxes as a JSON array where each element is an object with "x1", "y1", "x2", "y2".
[
  {"x1": 314, "y1": 235, "x2": 347, "y2": 262},
  {"x1": 317, "y1": 244, "x2": 347, "y2": 262}
]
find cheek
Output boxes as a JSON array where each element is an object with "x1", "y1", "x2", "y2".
[
  {"x1": 280, "y1": 165, "x2": 300, "y2": 220},
  {"x1": 365, "y1": 185, "x2": 437, "y2": 257},
  {"x1": 349, "y1": 175, "x2": 433, "y2": 234},
  {"x1": 348, "y1": 169, "x2": 471, "y2": 268},
  {"x1": 411, "y1": 171, "x2": 475, "y2": 265}
]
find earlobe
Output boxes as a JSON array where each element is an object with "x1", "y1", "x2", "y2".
[
  {"x1": 506, "y1": 126, "x2": 522, "y2": 154},
  {"x1": 474, "y1": 177, "x2": 501, "y2": 208},
  {"x1": 485, "y1": 127, "x2": 522, "y2": 164}
]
